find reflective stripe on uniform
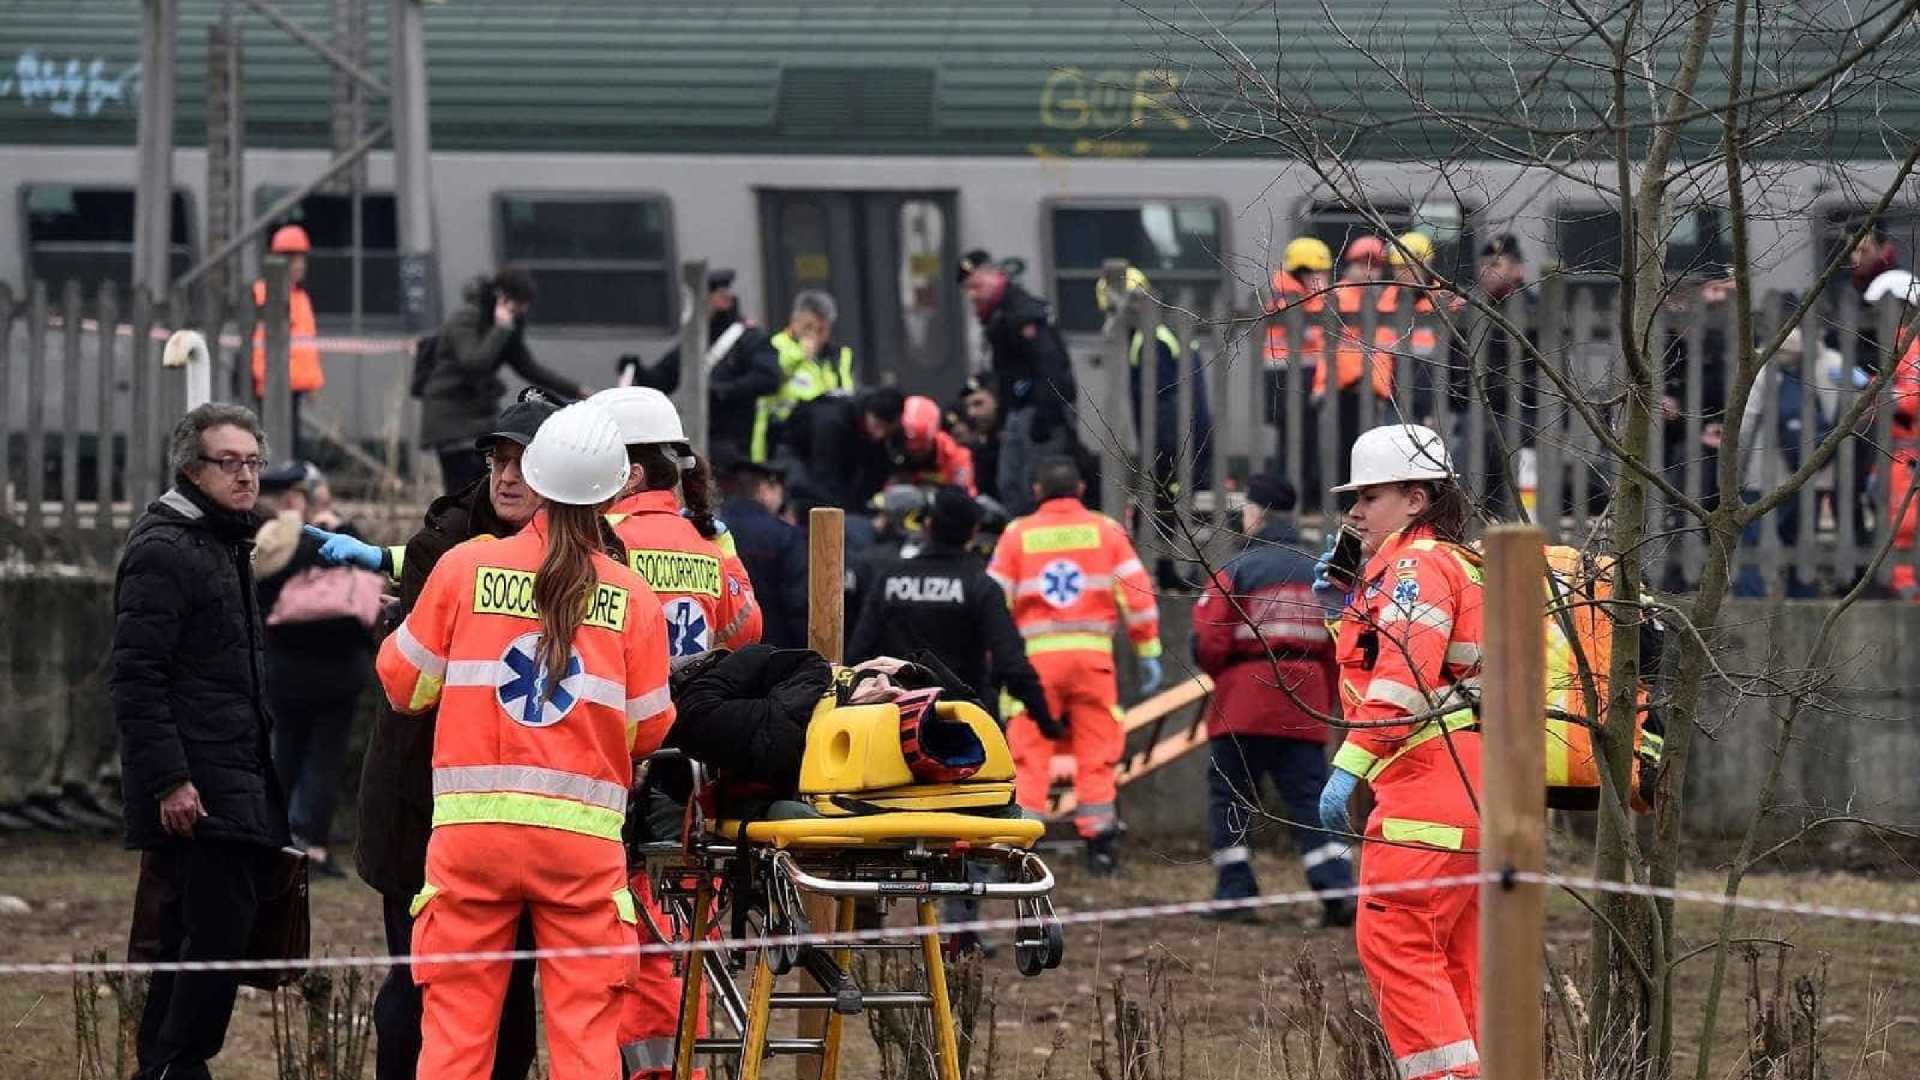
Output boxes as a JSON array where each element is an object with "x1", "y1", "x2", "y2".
[
  {"x1": 386, "y1": 545, "x2": 406, "y2": 583},
  {"x1": 627, "y1": 683, "x2": 673, "y2": 722},
  {"x1": 1019, "y1": 618, "x2": 1114, "y2": 638},
  {"x1": 1301, "y1": 841, "x2": 1350, "y2": 869},
  {"x1": 1376, "y1": 602, "x2": 1453, "y2": 634},
  {"x1": 1364, "y1": 677, "x2": 1431, "y2": 715},
  {"x1": 392, "y1": 621, "x2": 448, "y2": 679},
  {"x1": 1395, "y1": 1038, "x2": 1478, "y2": 1079},
  {"x1": 441, "y1": 659, "x2": 633, "y2": 714},
  {"x1": 986, "y1": 568, "x2": 1012, "y2": 595},
  {"x1": 432, "y1": 764, "x2": 628, "y2": 812},
  {"x1": 1211, "y1": 845, "x2": 1251, "y2": 867},
  {"x1": 1124, "y1": 606, "x2": 1158, "y2": 627},
  {"x1": 1380, "y1": 817, "x2": 1466, "y2": 850},
  {"x1": 1333, "y1": 708, "x2": 1478, "y2": 781},
  {"x1": 432, "y1": 791, "x2": 626, "y2": 841},
  {"x1": 1112, "y1": 558, "x2": 1144, "y2": 579},
  {"x1": 719, "y1": 598, "x2": 757, "y2": 644},
  {"x1": 621, "y1": 1037, "x2": 676, "y2": 1074},
  {"x1": 1445, "y1": 641, "x2": 1483, "y2": 668},
  {"x1": 1015, "y1": 573, "x2": 1113, "y2": 597},
  {"x1": 1025, "y1": 633, "x2": 1114, "y2": 655}
]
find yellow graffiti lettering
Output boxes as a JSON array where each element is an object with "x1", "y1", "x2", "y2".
[{"x1": 1040, "y1": 67, "x2": 1090, "y2": 129}]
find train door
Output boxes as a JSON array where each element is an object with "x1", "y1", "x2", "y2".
[{"x1": 758, "y1": 189, "x2": 963, "y2": 400}]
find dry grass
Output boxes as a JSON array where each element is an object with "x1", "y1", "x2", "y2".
[{"x1": 1, "y1": 834, "x2": 1915, "y2": 1080}]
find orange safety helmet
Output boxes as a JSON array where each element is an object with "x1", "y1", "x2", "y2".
[
  {"x1": 269, "y1": 225, "x2": 312, "y2": 254},
  {"x1": 1344, "y1": 235, "x2": 1387, "y2": 265},
  {"x1": 901, "y1": 394, "x2": 942, "y2": 455}
]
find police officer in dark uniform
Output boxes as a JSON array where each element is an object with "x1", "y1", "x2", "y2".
[
  {"x1": 846, "y1": 487, "x2": 1055, "y2": 734},
  {"x1": 960, "y1": 250, "x2": 1080, "y2": 515},
  {"x1": 619, "y1": 268, "x2": 782, "y2": 463}
]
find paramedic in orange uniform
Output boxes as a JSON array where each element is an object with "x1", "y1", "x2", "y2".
[
  {"x1": 593, "y1": 387, "x2": 762, "y2": 657},
  {"x1": 894, "y1": 393, "x2": 978, "y2": 494},
  {"x1": 250, "y1": 224, "x2": 323, "y2": 456},
  {"x1": 989, "y1": 455, "x2": 1161, "y2": 874},
  {"x1": 376, "y1": 401, "x2": 676, "y2": 1080},
  {"x1": 1315, "y1": 423, "x2": 1485, "y2": 1080},
  {"x1": 588, "y1": 386, "x2": 757, "y2": 1078}
]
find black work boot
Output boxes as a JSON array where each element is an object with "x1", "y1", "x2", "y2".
[
  {"x1": 1320, "y1": 896, "x2": 1359, "y2": 928},
  {"x1": 1084, "y1": 830, "x2": 1121, "y2": 876}
]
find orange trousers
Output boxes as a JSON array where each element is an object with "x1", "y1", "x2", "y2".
[
  {"x1": 413, "y1": 824, "x2": 636, "y2": 1080},
  {"x1": 1893, "y1": 449, "x2": 1918, "y2": 599},
  {"x1": 618, "y1": 868, "x2": 708, "y2": 1079},
  {"x1": 1009, "y1": 650, "x2": 1122, "y2": 837},
  {"x1": 1355, "y1": 836, "x2": 1481, "y2": 1080}
]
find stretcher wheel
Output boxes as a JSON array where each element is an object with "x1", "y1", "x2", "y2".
[
  {"x1": 767, "y1": 917, "x2": 801, "y2": 975},
  {"x1": 1014, "y1": 924, "x2": 1049, "y2": 978},
  {"x1": 1041, "y1": 920, "x2": 1065, "y2": 969}
]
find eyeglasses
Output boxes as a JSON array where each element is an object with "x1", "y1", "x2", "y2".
[
  {"x1": 485, "y1": 450, "x2": 524, "y2": 471},
  {"x1": 198, "y1": 455, "x2": 268, "y2": 475}
]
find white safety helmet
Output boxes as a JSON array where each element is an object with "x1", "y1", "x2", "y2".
[
  {"x1": 1864, "y1": 268, "x2": 1920, "y2": 307},
  {"x1": 590, "y1": 386, "x2": 687, "y2": 445},
  {"x1": 520, "y1": 401, "x2": 630, "y2": 506},
  {"x1": 1331, "y1": 423, "x2": 1455, "y2": 493}
]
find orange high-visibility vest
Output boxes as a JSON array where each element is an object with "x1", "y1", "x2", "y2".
[
  {"x1": 1263, "y1": 270, "x2": 1327, "y2": 369},
  {"x1": 606, "y1": 489, "x2": 762, "y2": 657},
  {"x1": 986, "y1": 498, "x2": 1161, "y2": 661},
  {"x1": 251, "y1": 278, "x2": 324, "y2": 395},
  {"x1": 376, "y1": 513, "x2": 676, "y2": 844},
  {"x1": 1311, "y1": 283, "x2": 1397, "y2": 401}
]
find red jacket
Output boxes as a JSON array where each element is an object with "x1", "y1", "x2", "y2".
[{"x1": 1191, "y1": 519, "x2": 1337, "y2": 742}]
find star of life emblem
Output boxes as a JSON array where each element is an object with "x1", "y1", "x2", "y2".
[
  {"x1": 664, "y1": 596, "x2": 711, "y2": 657},
  {"x1": 1039, "y1": 558, "x2": 1085, "y2": 609},
  {"x1": 496, "y1": 631, "x2": 584, "y2": 728}
]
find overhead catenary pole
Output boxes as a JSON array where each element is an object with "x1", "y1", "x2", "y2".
[
  {"x1": 133, "y1": 0, "x2": 179, "y2": 298},
  {"x1": 1479, "y1": 524, "x2": 1547, "y2": 1080},
  {"x1": 390, "y1": 0, "x2": 440, "y2": 333}
]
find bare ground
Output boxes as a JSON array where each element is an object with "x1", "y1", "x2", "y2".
[{"x1": 1, "y1": 833, "x2": 1915, "y2": 1080}]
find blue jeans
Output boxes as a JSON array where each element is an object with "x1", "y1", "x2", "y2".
[{"x1": 1207, "y1": 734, "x2": 1353, "y2": 896}]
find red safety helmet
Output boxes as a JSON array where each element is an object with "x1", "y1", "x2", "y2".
[
  {"x1": 901, "y1": 394, "x2": 941, "y2": 455},
  {"x1": 269, "y1": 225, "x2": 312, "y2": 254},
  {"x1": 1344, "y1": 235, "x2": 1386, "y2": 266}
]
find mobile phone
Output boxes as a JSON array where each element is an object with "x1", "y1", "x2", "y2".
[{"x1": 1325, "y1": 526, "x2": 1366, "y2": 591}]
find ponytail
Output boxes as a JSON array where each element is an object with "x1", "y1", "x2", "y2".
[
  {"x1": 1408, "y1": 480, "x2": 1477, "y2": 546},
  {"x1": 532, "y1": 502, "x2": 604, "y2": 694},
  {"x1": 680, "y1": 452, "x2": 719, "y2": 540},
  {"x1": 627, "y1": 443, "x2": 718, "y2": 540}
]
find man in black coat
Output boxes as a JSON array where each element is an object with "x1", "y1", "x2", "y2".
[
  {"x1": 348, "y1": 397, "x2": 555, "y2": 1080},
  {"x1": 846, "y1": 487, "x2": 1054, "y2": 731},
  {"x1": 113, "y1": 403, "x2": 290, "y2": 1080},
  {"x1": 716, "y1": 456, "x2": 810, "y2": 648},
  {"x1": 783, "y1": 387, "x2": 905, "y2": 518},
  {"x1": 418, "y1": 268, "x2": 587, "y2": 494},
  {"x1": 620, "y1": 267, "x2": 783, "y2": 463},
  {"x1": 961, "y1": 254, "x2": 1080, "y2": 515}
]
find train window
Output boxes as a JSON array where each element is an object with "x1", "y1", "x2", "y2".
[
  {"x1": 21, "y1": 184, "x2": 193, "y2": 306},
  {"x1": 1049, "y1": 200, "x2": 1226, "y2": 331},
  {"x1": 1555, "y1": 205, "x2": 1728, "y2": 276},
  {"x1": 495, "y1": 194, "x2": 675, "y2": 327},
  {"x1": 1303, "y1": 200, "x2": 1474, "y2": 285},
  {"x1": 254, "y1": 187, "x2": 400, "y2": 318}
]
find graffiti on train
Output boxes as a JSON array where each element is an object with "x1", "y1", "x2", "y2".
[{"x1": 0, "y1": 50, "x2": 140, "y2": 119}]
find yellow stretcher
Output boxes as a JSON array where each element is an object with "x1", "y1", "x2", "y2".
[{"x1": 639, "y1": 697, "x2": 1063, "y2": 1080}]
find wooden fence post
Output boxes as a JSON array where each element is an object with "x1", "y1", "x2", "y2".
[
  {"x1": 799, "y1": 506, "x2": 846, "y2": 1080},
  {"x1": 1479, "y1": 524, "x2": 1547, "y2": 1080}
]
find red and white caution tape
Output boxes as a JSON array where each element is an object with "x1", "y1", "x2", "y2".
[
  {"x1": 43, "y1": 315, "x2": 414, "y2": 357},
  {"x1": 1, "y1": 868, "x2": 1915, "y2": 978}
]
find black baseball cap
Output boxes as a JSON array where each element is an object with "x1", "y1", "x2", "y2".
[
  {"x1": 474, "y1": 397, "x2": 559, "y2": 451},
  {"x1": 259, "y1": 460, "x2": 309, "y2": 495},
  {"x1": 714, "y1": 450, "x2": 785, "y2": 483},
  {"x1": 1245, "y1": 473, "x2": 1298, "y2": 512},
  {"x1": 956, "y1": 248, "x2": 994, "y2": 283},
  {"x1": 707, "y1": 268, "x2": 736, "y2": 291}
]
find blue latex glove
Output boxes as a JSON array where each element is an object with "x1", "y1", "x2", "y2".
[
  {"x1": 1318, "y1": 768, "x2": 1360, "y2": 835},
  {"x1": 303, "y1": 524, "x2": 383, "y2": 571},
  {"x1": 1138, "y1": 656, "x2": 1164, "y2": 696},
  {"x1": 1311, "y1": 530, "x2": 1343, "y2": 607}
]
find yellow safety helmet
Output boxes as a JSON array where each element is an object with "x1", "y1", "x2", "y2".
[
  {"x1": 1283, "y1": 236, "x2": 1333, "y2": 273},
  {"x1": 1387, "y1": 231, "x2": 1435, "y2": 268},
  {"x1": 1093, "y1": 265, "x2": 1153, "y2": 313}
]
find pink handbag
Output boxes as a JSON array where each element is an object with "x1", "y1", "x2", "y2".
[{"x1": 268, "y1": 565, "x2": 385, "y2": 630}]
